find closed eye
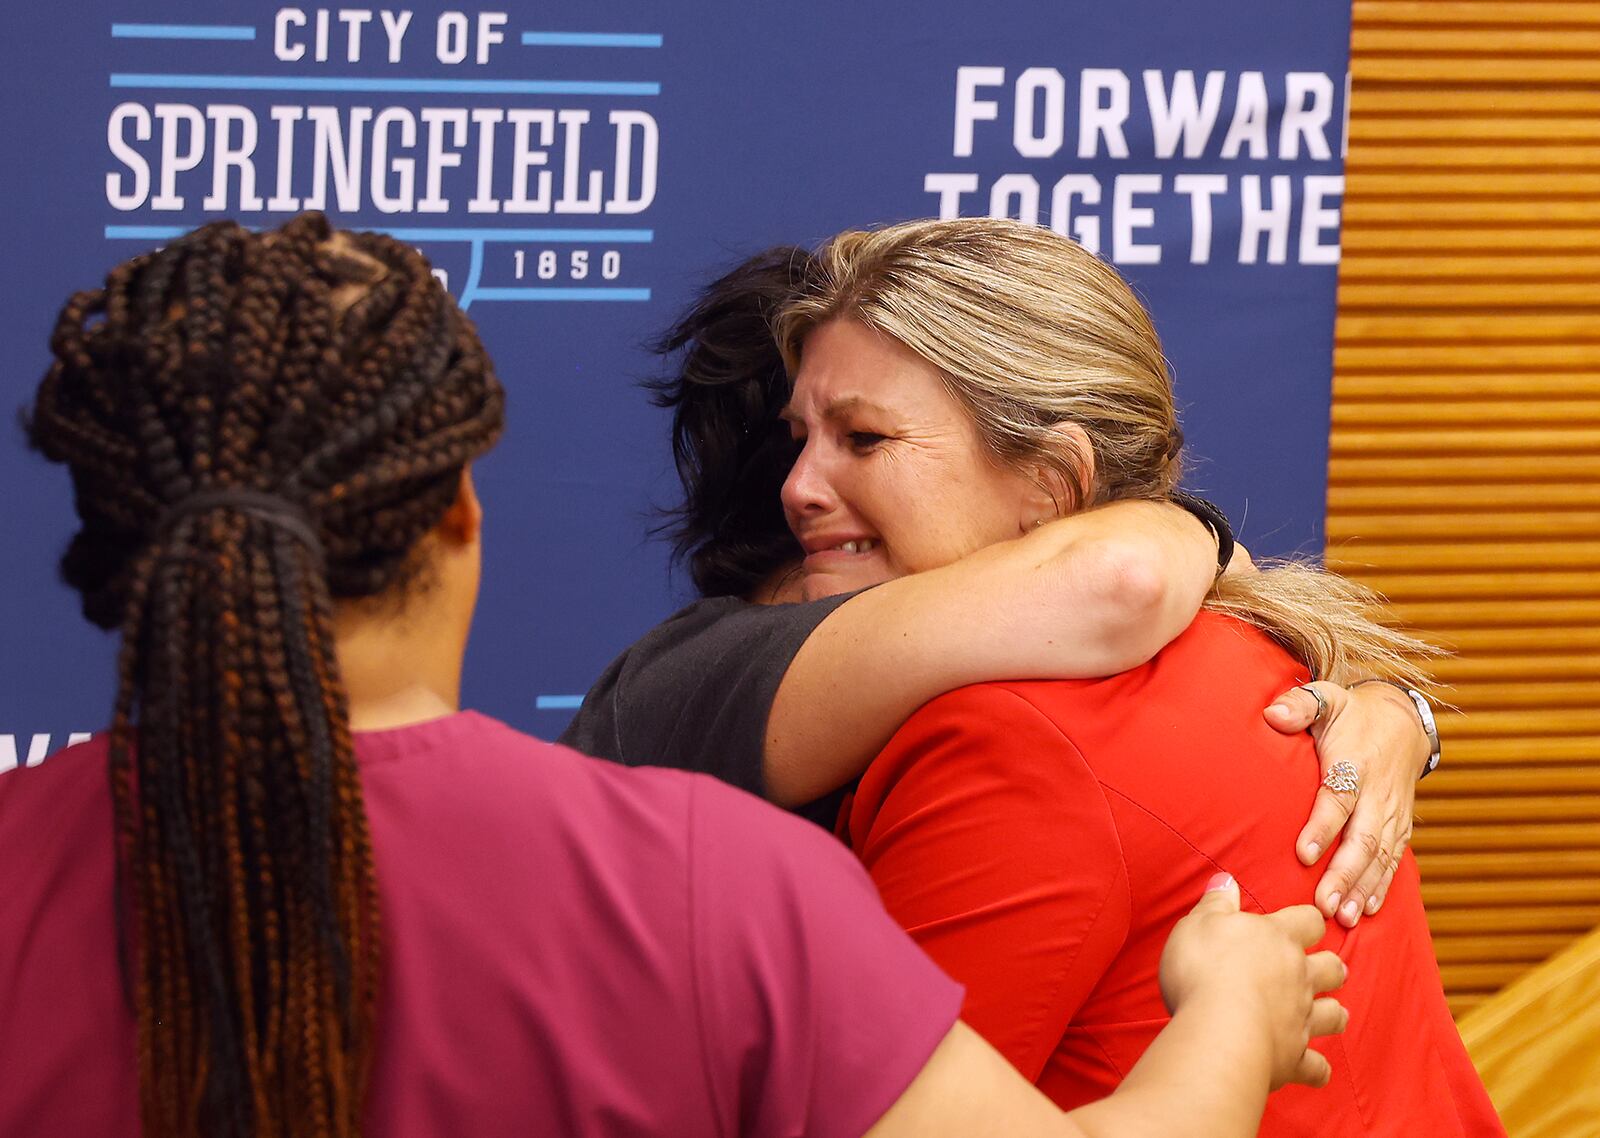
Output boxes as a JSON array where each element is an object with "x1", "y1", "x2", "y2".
[{"x1": 847, "y1": 431, "x2": 888, "y2": 453}]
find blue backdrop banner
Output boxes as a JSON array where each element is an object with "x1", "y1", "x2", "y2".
[{"x1": 1, "y1": 1, "x2": 1352, "y2": 763}]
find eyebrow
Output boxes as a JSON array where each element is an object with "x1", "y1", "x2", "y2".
[{"x1": 779, "y1": 394, "x2": 896, "y2": 423}]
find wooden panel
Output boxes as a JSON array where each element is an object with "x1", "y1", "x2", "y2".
[
  {"x1": 1346, "y1": 172, "x2": 1600, "y2": 195},
  {"x1": 1353, "y1": 4, "x2": 1600, "y2": 28},
  {"x1": 1331, "y1": 457, "x2": 1600, "y2": 483},
  {"x1": 1341, "y1": 576, "x2": 1600, "y2": 601},
  {"x1": 1456, "y1": 928, "x2": 1600, "y2": 1138},
  {"x1": 1434, "y1": 934, "x2": 1576, "y2": 963},
  {"x1": 1337, "y1": 313, "x2": 1600, "y2": 340},
  {"x1": 1340, "y1": 254, "x2": 1600, "y2": 279},
  {"x1": 1331, "y1": 406, "x2": 1600, "y2": 428},
  {"x1": 1429, "y1": 905, "x2": 1600, "y2": 935},
  {"x1": 1353, "y1": 119, "x2": 1600, "y2": 142},
  {"x1": 1336, "y1": 0, "x2": 1600, "y2": 1031},
  {"x1": 1333, "y1": 376, "x2": 1600, "y2": 399},
  {"x1": 1419, "y1": 796, "x2": 1600, "y2": 823},
  {"x1": 1439, "y1": 738, "x2": 1600, "y2": 765},
  {"x1": 1412, "y1": 824, "x2": 1600, "y2": 852},
  {"x1": 1329, "y1": 483, "x2": 1600, "y2": 508},
  {"x1": 1352, "y1": 29, "x2": 1600, "y2": 54},
  {"x1": 1353, "y1": 58, "x2": 1600, "y2": 83},
  {"x1": 1342, "y1": 227, "x2": 1600, "y2": 249},
  {"x1": 1344, "y1": 204, "x2": 1600, "y2": 228},
  {"x1": 1335, "y1": 344, "x2": 1600, "y2": 369}
]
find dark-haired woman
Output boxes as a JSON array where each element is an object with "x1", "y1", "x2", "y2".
[
  {"x1": 565, "y1": 248, "x2": 1436, "y2": 923},
  {"x1": 0, "y1": 214, "x2": 1346, "y2": 1138}
]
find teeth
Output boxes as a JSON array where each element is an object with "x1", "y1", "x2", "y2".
[{"x1": 835, "y1": 540, "x2": 876, "y2": 554}]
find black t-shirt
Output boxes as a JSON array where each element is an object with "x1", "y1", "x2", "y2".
[{"x1": 560, "y1": 594, "x2": 855, "y2": 825}]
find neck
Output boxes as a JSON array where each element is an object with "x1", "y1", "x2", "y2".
[
  {"x1": 746, "y1": 560, "x2": 807, "y2": 605},
  {"x1": 334, "y1": 595, "x2": 468, "y2": 733}
]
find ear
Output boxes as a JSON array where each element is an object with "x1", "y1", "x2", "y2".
[
  {"x1": 1020, "y1": 421, "x2": 1096, "y2": 527},
  {"x1": 436, "y1": 466, "x2": 483, "y2": 547}
]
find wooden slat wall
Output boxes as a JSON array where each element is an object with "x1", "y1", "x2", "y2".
[{"x1": 1332, "y1": 1, "x2": 1600, "y2": 1018}]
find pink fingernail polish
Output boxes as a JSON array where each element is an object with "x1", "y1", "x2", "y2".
[{"x1": 1205, "y1": 872, "x2": 1235, "y2": 893}]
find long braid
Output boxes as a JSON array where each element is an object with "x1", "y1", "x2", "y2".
[{"x1": 27, "y1": 213, "x2": 505, "y2": 1138}]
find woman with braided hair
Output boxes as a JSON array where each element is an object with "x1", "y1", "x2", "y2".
[
  {"x1": 12, "y1": 213, "x2": 501, "y2": 1137},
  {"x1": 2, "y1": 213, "x2": 1349, "y2": 1138}
]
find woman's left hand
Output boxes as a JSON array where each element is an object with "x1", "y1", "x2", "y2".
[{"x1": 1262, "y1": 681, "x2": 1429, "y2": 929}]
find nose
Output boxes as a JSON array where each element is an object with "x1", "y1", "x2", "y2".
[{"x1": 781, "y1": 439, "x2": 834, "y2": 521}]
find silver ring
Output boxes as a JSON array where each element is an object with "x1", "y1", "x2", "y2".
[
  {"x1": 1300, "y1": 684, "x2": 1328, "y2": 724},
  {"x1": 1322, "y1": 760, "x2": 1360, "y2": 796}
]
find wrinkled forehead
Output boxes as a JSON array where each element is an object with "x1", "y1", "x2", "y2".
[{"x1": 785, "y1": 318, "x2": 967, "y2": 425}]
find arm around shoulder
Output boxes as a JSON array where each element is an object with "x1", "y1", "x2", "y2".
[{"x1": 764, "y1": 500, "x2": 1214, "y2": 806}]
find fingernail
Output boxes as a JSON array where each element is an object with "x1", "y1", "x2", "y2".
[
  {"x1": 1366, "y1": 895, "x2": 1381, "y2": 915},
  {"x1": 1305, "y1": 841, "x2": 1321, "y2": 862},
  {"x1": 1326, "y1": 891, "x2": 1341, "y2": 915},
  {"x1": 1205, "y1": 872, "x2": 1235, "y2": 893},
  {"x1": 1341, "y1": 899, "x2": 1361, "y2": 923}
]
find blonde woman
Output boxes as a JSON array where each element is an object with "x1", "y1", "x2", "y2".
[{"x1": 771, "y1": 217, "x2": 1504, "y2": 1137}]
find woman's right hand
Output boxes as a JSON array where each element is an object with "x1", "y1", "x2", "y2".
[
  {"x1": 870, "y1": 873, "x2": 1351, "y2": 1138},
  {"x1": 1159, "y1": 874, "x2": 1348, "y2": 1090}
]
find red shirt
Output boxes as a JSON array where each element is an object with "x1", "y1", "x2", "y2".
[
  {"x1": 845, "y1": 613, "x2": 1504, "y2": 1136},
  {"x1": 0, "y1": 711, "x2": 962, "y2": 1137}
]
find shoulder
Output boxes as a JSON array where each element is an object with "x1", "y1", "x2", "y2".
[
  {"x1": 369, "y1": 710, "x2": 854, "y2": 880},
  {"x1": 0, "y1": 733, "x2": 112, "y2": 860},
  {"x1": 592, "y1": 594, "x2": 856, "y2": 676},
  {"x1": 561, "y1": 598, "x2": 749, "y2": 756},
  {"x1": 1169, "y1": 610, "x2": 1308, "y2": 675},
  {"x1": 362, "y1": 711, "x2": 708, "y2": 865},
  {"x1": 0, "y1": 733, "x2": 111, "y2": 840},
  {"x1": 560, "y1": 594, "x2": 854, "y2": 775},
  {"x1": 884, "y1": 682, "x2": 1085, "y2": 757},
  {"x1": 587, "y1": 596, "x2": 813, "y2": 666},
  {"x1": 857, "y1": 682, "x2": 1110, "y2": 826},
  {"x1": 986, "y1": 613, "x2": 1305, "y2": 726},
  {"x1": 685, "y1": 763, "x2": 859, "y2": 882}
]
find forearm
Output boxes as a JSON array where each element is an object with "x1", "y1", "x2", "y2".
[
  {"x1": 764, "y1": 500, "x2": 1214, "y2": 806},
  {"x1": 1067, "y1": 993, "x2": 1273, "y2": 1138}
]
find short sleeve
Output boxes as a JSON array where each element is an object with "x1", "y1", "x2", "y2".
[
  {"x1": 560, "y1": 595, "x2": 853, "y2": 801},
  {"x1": 846, "y1": 684, "x2": 1132, "y2": 1081},
  {"x1": 686, "y1": 775, "x2": 963, "y2": 1138}
]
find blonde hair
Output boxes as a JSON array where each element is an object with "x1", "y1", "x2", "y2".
[{"x1": 776, "y1": 217, "x2": 1433, "y2": 686}]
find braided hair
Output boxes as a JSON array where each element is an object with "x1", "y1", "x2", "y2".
[{"x1": 27, "y1": 213, "x2": 505, "y2": 1138}]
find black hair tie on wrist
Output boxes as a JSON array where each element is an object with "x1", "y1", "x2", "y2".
[{"x1": 1170, "y1": 490, "x2": 1235, "y2": 577}]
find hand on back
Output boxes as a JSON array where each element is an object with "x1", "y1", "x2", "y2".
[
  {"x1": 1160, "y1": 873, "x2": 1348, "y2": 1090},
  {"x1": 1263, "y1": 680, "x2": 1428, "y2": 926}
]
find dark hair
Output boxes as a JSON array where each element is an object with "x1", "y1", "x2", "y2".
[
  {"x1": 647, "y1": 247, "x2": 810, "y2": 598},
  {"x1": 27, "y1": 213, "x2": 504, "y2": 1138}
]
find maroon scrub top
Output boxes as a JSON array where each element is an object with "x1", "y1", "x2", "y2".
[{"x1": 0, "y1": 711, "x2": 962, "y2": 1137}]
